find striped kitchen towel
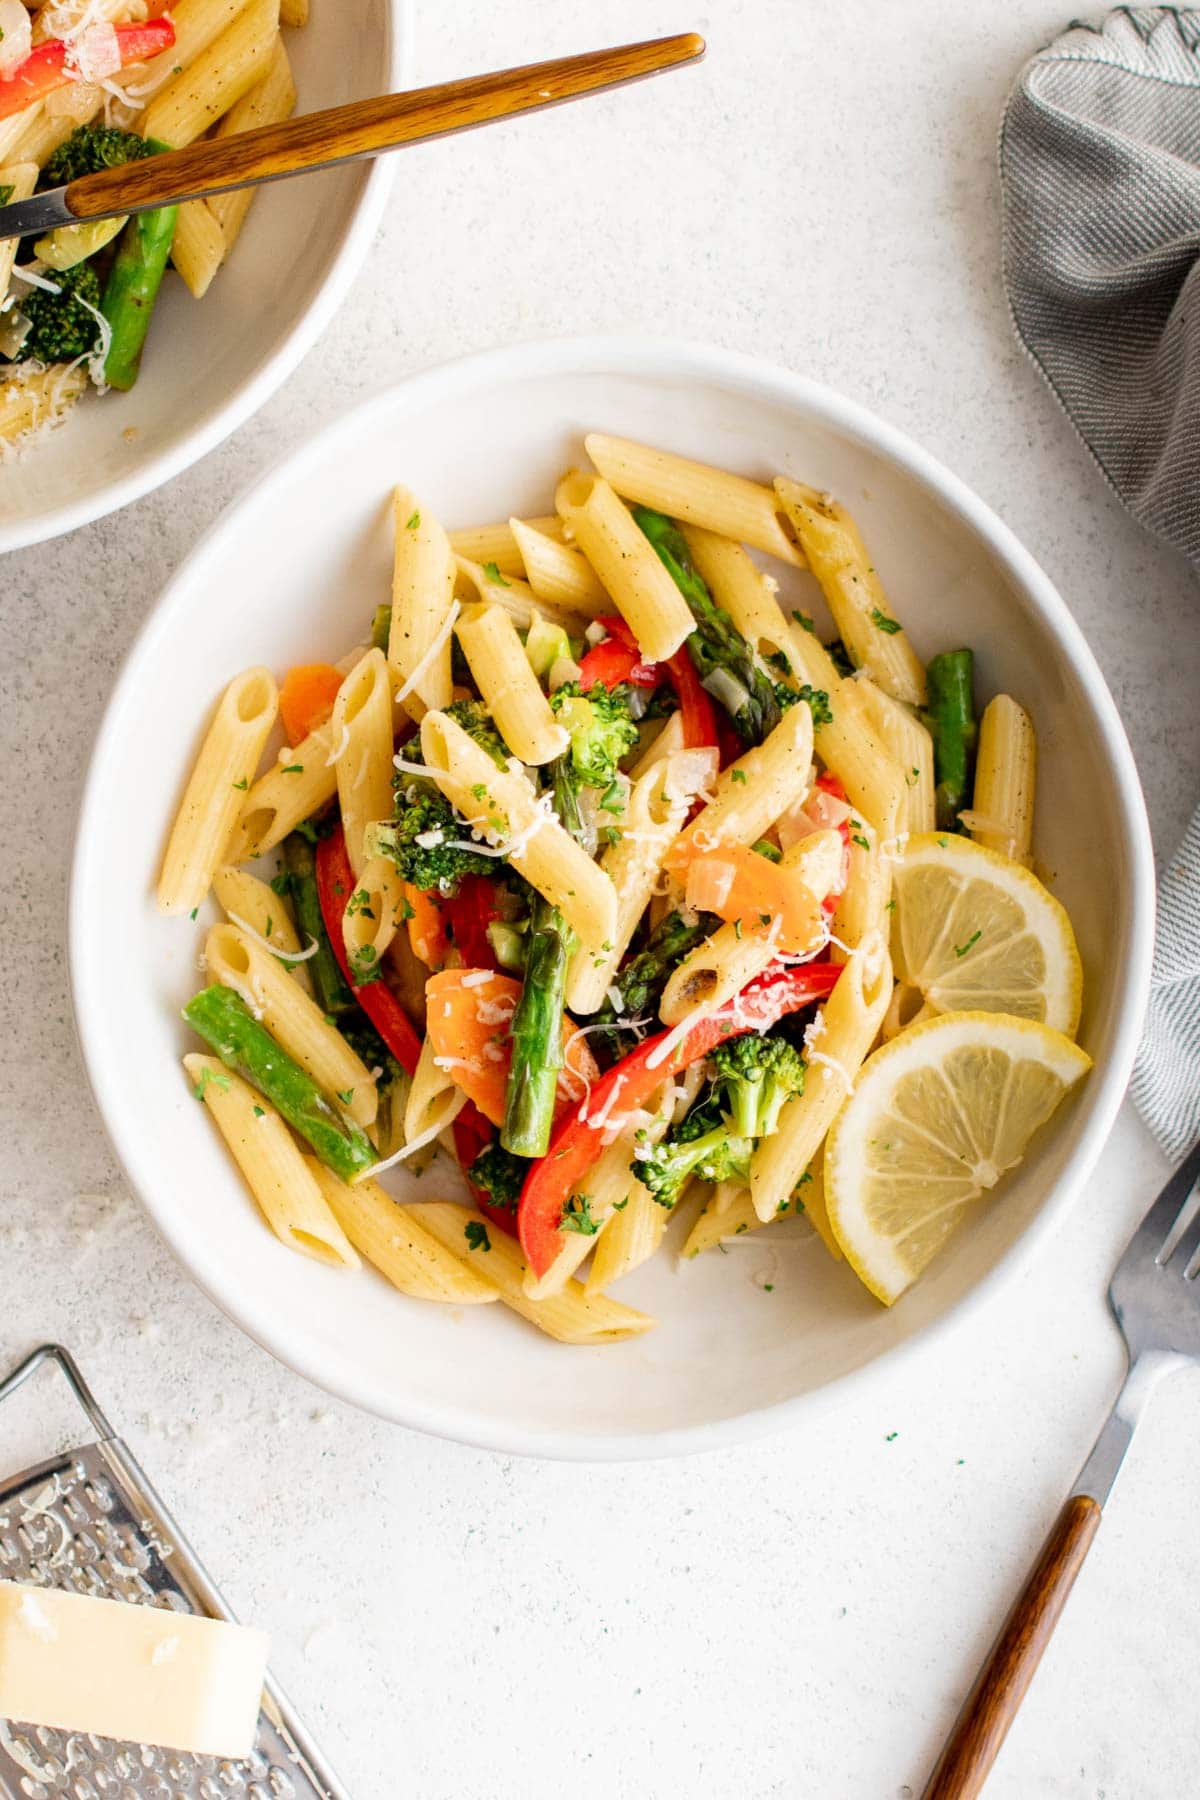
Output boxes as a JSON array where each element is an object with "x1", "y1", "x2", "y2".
[{"x1": 1000, "y1": 6, "x2": 1200, "y2": 1158}]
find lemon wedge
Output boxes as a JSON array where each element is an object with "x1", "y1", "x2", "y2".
[
  {"x1": 824, "y1": 1011, "x2": 1091, "y2": 1303},
  {"x1": 890, "y1": 834, "x2": 1083, "y2": 1038}
]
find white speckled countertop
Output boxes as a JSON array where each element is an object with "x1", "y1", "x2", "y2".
[{"x1": 3, "y1": 3, "x2": 1200, "y2": 1796}]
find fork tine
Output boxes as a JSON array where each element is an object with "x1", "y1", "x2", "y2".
[{"x1": 1126, "y1": 1139, "x2": 1200, "y2": 1268}]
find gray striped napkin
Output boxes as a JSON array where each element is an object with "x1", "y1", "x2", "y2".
[{"x1": 1000, "y1": 5, "x2": 1200, "y2": 1159}]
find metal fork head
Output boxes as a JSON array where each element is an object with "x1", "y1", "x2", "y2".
[{"x1": 1109, "y1": 1139, "x2": 1200, "y2": 1361}]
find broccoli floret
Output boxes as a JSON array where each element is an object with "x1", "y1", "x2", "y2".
[
  {"x1": 40, "y1": 126, "x2": 153, "y2": 189},
  {"x1": 368, "y1": 789, "x2": 497, "y2": 897},
  {"x1": 444, "y1": 698, "x2": 509, "y2": 768},
  {"x1": 13, "y1": 262, "x2": 101, "y2": 363},
  {"x1": 550, "y1": 680, "x2": 639, "y2": 787},
  {"x1": 468, "y1": 1142, "x2": 526, "y2": 1212},
  {"x1": 640, "y1": 1119, "x2": 752, "y2": 1209},
  {"x1": 709, "y1": 1033, "x2": 806, "y2": 1140}
]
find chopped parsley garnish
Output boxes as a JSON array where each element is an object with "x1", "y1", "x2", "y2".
[
  {"x1": 336, "y1": 1088, "x2": 354, "y2": 1105},
  {"x1": 346, "y1": 888, "x2": 375, "y2": 918},
  {"x1": 400, "y1": 897, "x2": 415, "y2": 921},
  {"x1": 405, "y1": 510, "x2": 421, "y2": 530},
  {"x1": 470, "y1": 782, "x2": 488, "y2": 801},
  {"x1": 792, "y1": 610, "x2": 815, "y2": 633},
  {"x1": 851, "y1": 832, "x2": 870, "y2": 851},
  {"x1": 599, "y1": 779, "x2": 625, "y2": 815},
  {"x1": 349, "y1": 943, "x2": 381, "y2": 984},
  {"x1": 953, "y1": 929, "x2": 982, "y2": 958},
  {"x1": 482, "y1": 560, "x2": 511, "y2": 587},
  {"x1": 906, "y1": 766, "x2": 920, "y2": 785},
  {"x1": 232, "y1": 777, "x2": 248, "y2": 790},
  {"x1": 870, "y1": 608, "x2": 901, "y2": 634},
  {"x1": 253, "y1": 1105, "x2": 266, "y2": 1118},
  {"x1": 560, "y1": 1193, "x2": 600, "y2": 1236},
  {"x1": 189, "y1": 907, "x2": 198, "y2": 921},
  {"x1": 281, "y1": 763, "x2": 304, "y2": 775},
  {"x1": 192, "y1": 1068, "x2": 231, "y2": 1102},
  {"x1": 612, "y1": 1196, "x2": 629, "y2": 1211},
  {"x1": 885, "y1": 1431, "x2": 898, "y2": 1442},
  {"x1": 730, "y1": 768, "x2": 747, "y2": 785},
  {"x1": 465, "y1": 1220, "x2": 491, "y2": 1252}
]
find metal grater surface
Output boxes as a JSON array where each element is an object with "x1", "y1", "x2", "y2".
[{"x1": 0, "y1": 1346, "x2": 348, "y2": 1800}]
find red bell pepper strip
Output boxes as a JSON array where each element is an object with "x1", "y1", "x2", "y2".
[
  {"x1": 452, "y1": 1103, "x2": 519, "y2": 1237},
  {"x1": 314, "y1": 825, "x2": 422, "y2": 1078},
  {"x1": 0, "y1": 21, "x2": 176, "y2": 123},
  {"x1": 594, "y1": 613, "x2": 719, "y2": 750},
  {"x1": 517, "y1": 961, "x2": 842, "y2": 1276},
  {"x1": 442, "y1": 874, "x2": 501, "y2": 970},
  {"x1": 578, "y1": 633, "x2": 659, "y2": 692}
]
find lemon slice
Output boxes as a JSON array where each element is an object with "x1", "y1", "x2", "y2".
[
  {"x1": 890, "y1": 834, "x2": 1083, "y2": 1038},
  {"x1": 824, "y1": 1011, "x2": 1091, "y2": 1304}
]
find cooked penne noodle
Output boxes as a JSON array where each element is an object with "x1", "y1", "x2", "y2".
[
  {"x1": 667, "y1": 700, "x2": 814, "y2": 865},
  {"x1": 404, "y1": 1035, "x2": 467, "y2": 1148},
  {"x1": 856, "y1": 678, "x2": 936, "y2": 835},
  {"x1": 415, "y1": 1202, "x2": 656, "y2": 1344},
  {"x1": 420, "y1": 712, "x2": 618, "y2": 952},
  {"x1": 141, "y1": 0, "x2": 279, "y2": 147},
  {"x1": 585, "y1": 433, "x2": 804, "y2": 566},
  {"x1": 629, "y1": 709, "x2": 686, "y2": 778},
  {"x1": 184, "y1": 1055, "x2": 359, "y2": 1269},
  {"x1": 448, "y1": 515, "x2": 564, "y2": 577},
  {"x1": 555, "y1": 471, "x2": 693, "y2": 661},
  {"x1": 798, "y1": 1147, "x2": 842, "y2": 1261},
  {"x1": 509, "y1": 517, "x2": 609, "y2": 610},
  {"x1": 0, "y1": 107, "x2": 39, "y2": 167},
  {"x1": 10, "y1": 106, "x2": 85, "y2": 169},
  {"x1": 682, "y1": 1185, "x2": 762, "y2": 1256},
  {"x1": 306, "y1": 1165, "x2": 496, "y2": 1302},
  {"x1": 211, "y1": 864, "x2": 312, "y2": 992},
  {"x1": 455, "y1": 603, "x2": 570, "y2": 766},
  {"x1": 965, "y1": 695, "x2": 1037, "y2": 866},
  {"x1": 207, "y1": 36, "x2": 297, "y2": 249},
  {"x1": 205, "y1": 921, "x2": 377, "y2": 1125},
  {"x1": 750, "y1": 933, "x2": 893, "y2": 1220},
  {"x1": 454, "y1": 554, "x2": 590, "y2": 642},
  {"x1": 228, "y1": 719, "x2": 337, "y2": 862},
  {"x1": 157, "y1": 666, "x2": 277, "y2": 914},
  {"x1": 680, "y1": 524, "x2": 794, "y2": 662},
  {"x1": 388, "y1": 487, "x2": 455, "y2": 717},
  {"x1": 566, "y1": 757, "x2": 693, "y2": 1014},
  {"x1": 830, "y1": 814, "x2": 890, "y2": 959},
  {"x1": 165, "y1": 0, "x2": 261, "y2": 74},
  {"x1": 586, "y1": 1179, "x2": 670, "y2": 1289},
  {"x1": 170, "y1": 199, "x2": 226, "y2": 299},
  {"x1": 340, "y1": 853, "x2": 406, "y2": 981},
  {"x1": 331, "y1": 648, "x2": 394, "y2": 876},
  {"x1": 0, "y1": 163, "x2": 36, "y2": 297},
  {"x1": 774, "y1": 478, "x2": 926, "y2": 706}
]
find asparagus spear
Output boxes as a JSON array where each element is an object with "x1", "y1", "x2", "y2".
[
  {"x1": 500, "y1": 758, "x2": 579, "y2": 1158},
  {"x1": 184, "y1": 984, "x2": 377, "y2": 1184},
  {"x1": 633, "y1": 505, "x2": 782, "y2": 746},
  {"x1": 589, "y1": 909, "x2": 709, "y2": 1065},
  {"x1": 282, "y1": 832, "x2": 357, "y2": 1019},
  {"x1": 922, "y1": 649, "x2": 978, "y2": 831},
  {"x1": 101, "y1": 140, "x2": 177, "y2": 392}
]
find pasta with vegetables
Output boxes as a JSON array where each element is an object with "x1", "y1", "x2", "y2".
[{"x1": 164, "y1": 433, "x2": 1091, "y2": 1336}]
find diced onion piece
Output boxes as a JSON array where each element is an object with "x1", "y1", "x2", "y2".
[
  {"x1": 70, "y1": 20, "x2": 121, "y2": 80},
  {"x1": 0, "y1": 1, "x2": 32, "y2": 77}
]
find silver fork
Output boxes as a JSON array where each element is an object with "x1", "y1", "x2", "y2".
[{"x1": 923, "y1": 1137, "x2": 1200, "y2": 1800}]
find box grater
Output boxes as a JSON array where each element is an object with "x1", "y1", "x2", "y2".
[{"x1": 0, "y1": 1343, "x2": 349, "y2": 1800}]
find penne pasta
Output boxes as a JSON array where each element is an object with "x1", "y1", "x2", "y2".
[
  {"x1": 830, "y1": 814, "x2": 890, "y2": 960},
  {"x1": 448, "y1": 515, "x2": 564, "y2": 577},
  {"x1": 157, "y1": 666, "x2": 277, "y2": 914},
  {"x1": 555, "y1": 471, "x2": 693, "y2": 660},
  {"x1": 420, "y1": 712, "x2": 618, "y2": 953},
  {"x1": 856, "y1": 678, "x2": 936, "y2": 836},
  {"x1": 414, "y1": 1202, "x2": 656, "y2": 1344},
  {"x1": 585, "y1": 432, "x2": 804, "y2": 566},
  {"x1": 750, "y1": 932, "x2": 893, "y2": 1220},
  {"x1": 964, "y1": 695, "x2": 1037, "y2": 866},
  {"x1": 404, "y1": 1035, "x2": 467, "y2": 1150},
  {"x1": 141, "y1": 0, "x2": 280, "y2": 148},
  {"x1": 340, "y1": 853, "x2": 407, "y2": 985},
  {"x1": 389, "y1": 487, "x2": 455, "y2": 718},
  {"x1": 509, "y1": 517, "x2": 609, "y2": 610},
  {"x1": 164, "y1": 0, "x2": 261, "y2": 75},
  {"x1": 331, "y1": 648, "x2": 394, "y2": 877},
  {"x1": 666, "y1": 699, "x2": 814, "y2": 866},
  {"x1": 586, "y1": 1179, "x2": 670, "y2": 1290},
  {"x1": 211, "y1": 864, "x2": 312, "y2": 993},
  {"x1": 455, "y1": 603, "x2": 570, "y2": 766},
  {"x1": 774, "y1": 478, "x2": 926, "y2": 706},
  {"x1": 207, "y1": 36, "x2": 297, "y2": 250},
  {"x1": 184, "y1": 1055, "x2": 359, "y2": 1268},
  {"x1": 227, "y1": 720, "x2": 337, "y2": 862},
  {"x1": 680, "y1": 524, "x2": 794, "y2": 662},
  {"x1": 170, "y1": 199, "x2": 226, "y2": 299},
  {"x1": 205, "y1": 921, "x2": 377, "y2": 1125},
  {"x1": 303, "y1": 1163, "x2": 497, "y2": 1304}
]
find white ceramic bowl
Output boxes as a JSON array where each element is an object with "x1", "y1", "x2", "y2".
[
  {"x1": 70, "y1": 338, "x2": 1154, "y2": 1458},
  {"x1": 0, "y1": 0, "x2": 407, "y2": 554}
]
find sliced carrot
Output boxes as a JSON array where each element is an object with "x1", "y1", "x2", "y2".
[
  {"x1": 405, "y1": 884, "x2": 448, "y2": 971},
  {"x1": 279, "y1": 663, "x2": 345, "y2": 745},
  {"x1": 424, "y1": 970, "x2": 599, "y2": 1129},
  {"x1": 684, "y1": 840, "x2": 836, "y2": 953}
]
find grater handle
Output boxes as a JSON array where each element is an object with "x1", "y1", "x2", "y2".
[{"x1": 0, "y1": 1342, "x2": 118, "y2": 1439}]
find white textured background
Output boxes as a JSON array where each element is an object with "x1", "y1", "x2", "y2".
[{"x1": 4, "y1": 3, "x2": 1200, "y2": 1796}]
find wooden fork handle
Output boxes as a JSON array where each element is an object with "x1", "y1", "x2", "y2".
[{"x1": 922, "y1": 1494, "x2": 1101, "y2": 1800}]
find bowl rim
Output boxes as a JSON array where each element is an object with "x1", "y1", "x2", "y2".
[
  {"x1": 0, "y1": 0, "x2": 412, "y2": 556},
  {"x1": 69, "y1": 333, "x2": 1157, "y2": 1460}
]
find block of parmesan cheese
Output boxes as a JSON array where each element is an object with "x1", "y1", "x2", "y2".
[{"x1": 0, "y1": 1581, "x2": 268, "y2": 1758}]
